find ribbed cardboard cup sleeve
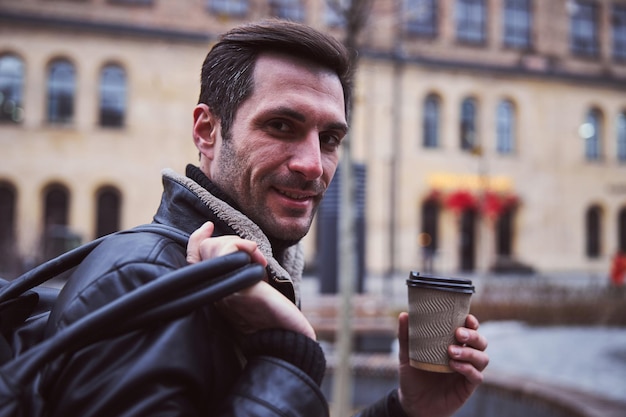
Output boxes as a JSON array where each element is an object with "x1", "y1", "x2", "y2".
[{"x1": 406, "y1": 272, "x2": 474, "y2": 373}]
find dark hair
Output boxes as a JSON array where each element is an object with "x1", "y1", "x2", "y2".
[{"x1": 198, "y1": 19, "x2": 353, "y2": 139}]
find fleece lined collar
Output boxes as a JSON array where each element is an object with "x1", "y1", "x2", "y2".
[{"x1": 161, "y1": 168, "x2": 304, "y2": 304}]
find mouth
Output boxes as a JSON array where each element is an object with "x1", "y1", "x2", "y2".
[{"x1": 275, "y1": 188, "x2": 318, "y2": 201}]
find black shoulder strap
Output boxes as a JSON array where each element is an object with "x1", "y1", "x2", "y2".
[{"x1": 0, "y1": 224, "x2": 189, "y2": 304}]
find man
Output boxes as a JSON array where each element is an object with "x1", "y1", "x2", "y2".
[{"x1": 42, "y1": 20, "x2": 488, "y2": 417}]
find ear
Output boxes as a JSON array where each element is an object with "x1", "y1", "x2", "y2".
[{"x1": 193, "y1": 104, "x2": 220, "y2": 160}]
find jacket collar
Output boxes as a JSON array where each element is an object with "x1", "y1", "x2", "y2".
[{"x1": 160, "y1": 168, "x2": 304, "y2": 305}]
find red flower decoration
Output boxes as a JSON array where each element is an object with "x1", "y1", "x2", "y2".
[{"x1": 445, "y1": 190, "x2": 477, "y2": 212}]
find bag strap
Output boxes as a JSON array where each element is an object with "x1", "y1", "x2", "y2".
[
  {"x1": 0, "y1": 224, "x2": 189, "y2": 304},
  {"x1": 1, "y1": 251, "x2": 264, "y2": 388}
]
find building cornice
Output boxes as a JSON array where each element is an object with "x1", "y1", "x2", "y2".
[
  {"x1": 363, "y1": 49, "x2": 626, "y2": 91},
  {"x1": 0, "y1": 10, "x2": 212, "y2": 43}
]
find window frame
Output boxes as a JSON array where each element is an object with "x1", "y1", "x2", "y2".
[
  {"x1": 0, "y1": 54, "x2": 25, "y2": 124},
  {"x1": 423, "y1": 93, "x2": 440, "y2": 148},
  {"x1": 269, "y1": 0, "x2": 305, "y2": 22},
  {"x1": 613, "y1": 4, "x2": 626, "y2": 61},
  {"x1": 570, "y1": 0, "x2": 600, "y2": 57},
  {"x1": 460, "y1": 97, "x2": 478, "y2": 151},
  {"x1": 584, "y1": 108, "x2": 603, "y2": 161},
  {"x1": 503, "y1": 0, "x2": 532, "y2": 49},
  {"x1": 617, "y1": 111, "x2": 626, "y2": 163},
  {"x1": 404, "y1": 0, "x2": 438, "y2": 38},
  {"x1": 456, "y1": 0, "x2": 487, "y2": 45},
  {"x1": 99, "y1": 63, "x2": 127, "y2": 128},
  {"x1": 207, "y1": 0, "x2": 249, "y2": 18},
  {"x1": 46, "y1": 58, "x2": 76, "y2": 125},
  {"x1": 496, "y1": 99, "x2": 516, "y2": 154}
]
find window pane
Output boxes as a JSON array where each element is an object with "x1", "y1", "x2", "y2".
[
  {"x1": 614, "y1": 5, "x2": 626, "y2": 61},
  {"x1": 570, "y1": 0, "x2": 599, "y2": 56},
  {"x1": 423, "y1": 94, "x2": 440, "y2": 148},
  {"x1": 460, "y1": 98, "x2": 477, "y2": 150},
  {"x1": 456, "y1": 0, "x2": 486, "y2": 44},
  {"x1": 503, "y1": 0, "x2": 531, "y2": 48},
  {"x1": 584, "y1": 109, "x2": 602, "y2": 161},
  {"x1": 269, "y1": 0, "x2": 305, "y2": 22},
  {"x1": 405, "y1": 0, "x2": 438, "y2": 37},
  {"x1": 99, "y1": 64, "x2": 126, "y2": 128},
  {"x1": 618, "y1": 112, "x2": 626, "y2": 163},
  {"x1": 47, "y1": 59, "x2": 75, "y2": 124},
  {"x1": 496, "y1": 100, "x2": 515, "y2": 154},
  {"x1": 0, "y1": 54, "x2": 25, "y2": 124},
  {"x1": 207, "y1": 0, "x2": 249, "y2": 17}
]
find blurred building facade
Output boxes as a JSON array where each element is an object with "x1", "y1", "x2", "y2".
[{"x1": 1, "y1": 0, "x2": 625, "y2": 280}]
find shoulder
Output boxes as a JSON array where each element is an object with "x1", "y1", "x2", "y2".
[{"x1": 48, "y1": 230, "x2": 188, "y2": 331}]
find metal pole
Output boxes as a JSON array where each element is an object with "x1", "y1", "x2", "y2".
[{"x1": 331, "y1": 137, "x2": 356, "y2": 417}]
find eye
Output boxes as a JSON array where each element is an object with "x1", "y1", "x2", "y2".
[
  {"x1": 267, "y1": 119, "x2": 292, "y2": 133},
  {"x1": 320, "y1": 132, "x2": 342, "y2": 150}
]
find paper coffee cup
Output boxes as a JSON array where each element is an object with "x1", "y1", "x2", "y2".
[{"x1": 406, "y1": 272, "x2": 474, "y2": 373}]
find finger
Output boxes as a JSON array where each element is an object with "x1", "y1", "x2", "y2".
[
  {"x1": 456, "y1": 326, "x2": 488, "y2": 352},
  {"x1": 397, "y1": 312, "x2": 409, "y2": 365},
  {"x1": 187, "y1": 221, "x2": 215, "y2": 264},
  {"x1": 465, "y1": 313, "x2": 480, "y2": 330}
]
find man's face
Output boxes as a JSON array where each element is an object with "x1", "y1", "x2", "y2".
[{"x1": 199, "y1": 52, "x2": 348, "y2": 241}]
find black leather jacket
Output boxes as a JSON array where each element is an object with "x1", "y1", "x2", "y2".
[{"x1": 40, "y1": 166, "x2": 404, "y2": 417}]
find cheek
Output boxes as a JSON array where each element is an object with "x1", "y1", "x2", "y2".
[{"x1": 323, "y1": 157, "x2": 339, "y2": 185}]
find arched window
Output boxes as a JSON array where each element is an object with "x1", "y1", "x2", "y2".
[
  {"x1": 584, "y1": 108, "x2": 603, "y2": 161},
  {"x1": 618, "y1": 206, "x2": 626, "y2": 253},
  {"x1": 0, "y1": 54, "x2": 25, "y2": 123},
  {"x1": 460, "y1": 97, "x2": 477, "y2": 151},
  {"x1": 420, "y1": 199, "x2": 440, "y2": 272},
  {"x1": 47, "y1": 59, "x2": 75, "y2": 124},
  {"x1": 585, "y1": 204, "x2": 602, "y2": 258},
  {"x1": 43, "y1": 183, "x2": 72, "y2": 260},
  {"x1": 496, "y1": 99, "x2": 516, "y2": 154},
  {"x1": 617, "y1": 111, "x2": 626, "y2": 163},
  {"x1": 99, "y1": 64, "x2": 127, "y2": 128},
  {"x1": 423, "y1": 94, "x2": 440, "y2": 148},
  {"x1": 95, "y1": 186, "x2": 122, "y2": 238},
  {"x1": 0, "y1": 181, "x2": 17, "y2": 275}
]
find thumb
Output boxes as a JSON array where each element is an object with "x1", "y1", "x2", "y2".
[
  {"x1": 398, "y1": 312, "x2": 410, "y2": 365},
  {"x1": 187, "y1": 221, "x2": 215, "y2": 264}
]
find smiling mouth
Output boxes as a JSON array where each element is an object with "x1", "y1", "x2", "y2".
[{"x1": 276, "y1": 188, "x2": 317, "y2": 201}]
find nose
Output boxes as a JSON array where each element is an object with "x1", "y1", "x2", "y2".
[{"x1": 288, "y1": 132, "x2": 324, "y2": 180}]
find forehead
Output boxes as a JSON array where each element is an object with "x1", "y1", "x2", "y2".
[{"x1": 251, "y1": 52, "x2": 345, "y2": 107}]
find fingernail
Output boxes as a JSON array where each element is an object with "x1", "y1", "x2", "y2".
[
  {"x1": 458, "y1": 328, "x2": 469, "y2": 342},
  {"x1": 450, "y1": 346, "x2": 461, "y2": 357}
]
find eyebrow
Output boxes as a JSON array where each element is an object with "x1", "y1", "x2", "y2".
[{"x1": 271, "y1": 106, "x2": 349, "y2": 134}]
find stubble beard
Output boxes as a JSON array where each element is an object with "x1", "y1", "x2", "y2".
[{"x1": 215, "y1": 140, "x2": 323, "y2": 243}]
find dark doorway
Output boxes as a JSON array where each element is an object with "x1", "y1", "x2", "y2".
[{"x1": 459, "y1": 208, "x2": 477, "y2": 271}]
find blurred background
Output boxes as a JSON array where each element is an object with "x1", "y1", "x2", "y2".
[{"x1": 1, "y1": 0, "x2": 626, "y2": 415}]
